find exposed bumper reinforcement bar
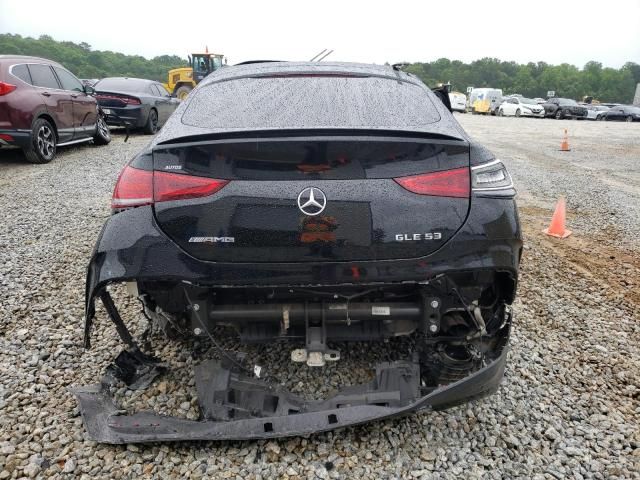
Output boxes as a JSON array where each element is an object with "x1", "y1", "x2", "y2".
[{"x1": 71, "y1": 341, "x2": 508, "y2": 444}]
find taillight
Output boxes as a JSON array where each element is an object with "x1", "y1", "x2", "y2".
[
  {"x1": 0, "y1": 81, "x2": 17, "y2": 96},
  {"x1": 394, "y1": 167, "x2": 470, "y2": 198},
  {"x1": 112, "y1": 166, "x2": 153, "y2": 209},
  {"x1": 153, "y1": 171, "x2": 228, "y2": 202},
  {"x1": 111, "y1": 166, "x2": 228, "y2": 210},
  {"x1": 96, "y1": 93, "x2": 141, "y2": 105},
  {"x1": 122, "y1": 96, "x2": 141, "y2": 105},
  {"x1": 471, "y1": 160, "x2": 513, "y2": 191}
]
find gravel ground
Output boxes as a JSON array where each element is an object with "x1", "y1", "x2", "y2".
[{"x1": 1, "y1": 119, "x2": 639, "y2": 479}]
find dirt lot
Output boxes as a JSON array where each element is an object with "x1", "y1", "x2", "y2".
[{"x1": 0, "y1": 117, "x2": 639, "y2": 479}]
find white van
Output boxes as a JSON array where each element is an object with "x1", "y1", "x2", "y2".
[
  {"x1": 469, "y1": 88, "x2": 504, "y2": 115},
  {"x1": 448, "y1": 92, "x2": 467, "y2": 113}
]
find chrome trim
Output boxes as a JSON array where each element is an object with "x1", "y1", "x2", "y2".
[
  {"x1": 473, "y1": 185, "x2": 515, "y2": 191},
  {"x1": 9, "y1": 63, "x2": 85, "y2": 94},
  {"x1": 471, "y1": 159, "x2": 502, "y2": 170},
  {"x1": 57, "y1": 137, "x2": 93, "y2": 147},
  {"x1": 471, "y1": 159, "x2": 514, "y2": 192}
]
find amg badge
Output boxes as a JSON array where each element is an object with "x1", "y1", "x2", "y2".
[{"x1": 189, "y1": 236, "x2": 235, "y2": 243}]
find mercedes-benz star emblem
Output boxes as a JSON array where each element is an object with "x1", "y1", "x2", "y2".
[{"x1": 297, "y1": 187, "x2": 327, "y2": 216}]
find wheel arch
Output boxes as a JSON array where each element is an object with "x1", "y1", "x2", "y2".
[{"x1": 34, "y1": 113, "x2": 58, "y2": 142}]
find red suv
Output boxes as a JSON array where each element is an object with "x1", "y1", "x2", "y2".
[{"x1": 0, "y1": 55, "x2": 111, "y2": 164}]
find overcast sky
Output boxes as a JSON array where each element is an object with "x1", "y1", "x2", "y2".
[{"x1": 1, "y1": 0, "x2": 639, "y2": 68}]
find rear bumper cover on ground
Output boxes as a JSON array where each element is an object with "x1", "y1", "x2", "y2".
[{"x1": 72, "y1": 328, "x2": 510, "y2": 443}]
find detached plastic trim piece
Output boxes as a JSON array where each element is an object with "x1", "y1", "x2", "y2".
[{"x1": 71, "y1": 343, "x2": 508, "y2": 444}]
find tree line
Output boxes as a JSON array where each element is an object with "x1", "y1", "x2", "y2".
[
  {"x1": 0, "y1": 34, "x2": 187, "y2": 82},
  {"x1": 1, "y1": 33, "x2": 638, "y2": 103},
  {"x1": 405, "y1": 58, "x2": 640, "y2": 103}
]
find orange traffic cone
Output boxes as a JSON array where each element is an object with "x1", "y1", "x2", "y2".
[
  {"x1": 543, "y1": 197, "x2": 572, "y2": 238},
  {"x1": 560, "y1": 129, "x2": 570, "y2": 151}
]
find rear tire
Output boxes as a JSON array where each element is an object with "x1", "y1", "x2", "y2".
[
  {"x1": 93, "y1": 115, "x2": 111, "y2": 145},
  {"x1": 515, "y1": 109, "x2": 521, "y2": 117},
  {"x1": 555, "y1": 109, "x2": 563, "y2": 120},
  {"x1": 23, "y1": 118, "x2": 56, "y2": 164},
  {"x1": 497, "y1": 108, "x2": 503, "y2": 117},
  {"x1": 143, "y1": 109, "x2": 159, "y2": 135},
  {"x1": 626, "y1": 115, "x2": 633, "y2": 122},
  {"x1": 175, "y1": 85, "x2": 192, "y2": 101}
]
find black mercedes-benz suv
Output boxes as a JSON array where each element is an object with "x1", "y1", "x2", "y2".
[{"x1": 77, "y1": 62, "x2": 522, "y2": 443}]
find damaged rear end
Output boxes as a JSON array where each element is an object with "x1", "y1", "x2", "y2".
[{"x1": 76, "y1": 63, "x2": 521, "y2": 443}]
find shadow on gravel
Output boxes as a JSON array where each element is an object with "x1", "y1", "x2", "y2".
[{"x1": 0, "y1": 148, "x2": 28, "y2": 165}]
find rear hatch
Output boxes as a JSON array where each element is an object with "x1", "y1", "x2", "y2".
[{"x1": 152, "y1": 135, "x2": 470, "y2": 263}]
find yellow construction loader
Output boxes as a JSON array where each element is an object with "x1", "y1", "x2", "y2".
[{"x1": 163, "y1": 50, "x2": 225, "y2": 100}]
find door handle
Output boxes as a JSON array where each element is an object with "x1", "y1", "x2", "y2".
[{"x1": 42, "y1": 92, "x2": 51, "y2": 97}]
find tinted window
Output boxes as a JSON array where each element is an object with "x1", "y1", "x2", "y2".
[
  {"x1": 12, "y1": 64, "x2": 32, "y2": 84},
  {"x1": 95, "y1": 78, "x2": 150, "y2": 93},
  {"x1": 558, "y1": 98, "x2": 578, "y2": 106},
  {"x1": 54, "y1": 67, "x2": 83, "y2": 92},
  {"x1": 155, "y1": 83, "x2": 169, "y2": 96},
  {"x1": 183, "y1": 76, "x2": 441, "y2": 130},
  {"x1": 28, "y1": 64, "x2": 60, "y2": 89}
]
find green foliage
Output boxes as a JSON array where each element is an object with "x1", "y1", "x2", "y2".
[
  {"x1": 406, "y1": 57, "x2": 639, "y2": 103},
  {"x1": 2, "y1": 33, "x2": 637, "y2": 102},
  {"x1": 0, "y1": 33, "x2": 187, "y2": 82}
]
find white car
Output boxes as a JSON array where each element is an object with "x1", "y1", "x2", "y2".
[
  {"x1": 498, "y1": 97, "x2": 545, "y2": 118},
  {"x1": 585, "y1": 105, "x2": 610, "y2": 120},
  {"x1": 448, "y1": 91, "x2": 467, "y2": 113}
]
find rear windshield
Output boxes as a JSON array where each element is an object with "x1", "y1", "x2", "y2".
[
  {"x1": 95, "y1": 78, "x2": 150, "y2": 92},
  {"x1": 182, "y1": 75, "x2": 441, "y2": 130}
]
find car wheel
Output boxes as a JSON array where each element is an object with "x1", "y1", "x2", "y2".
[
  {"x1": 555, "y1": 109, "x2": 563, "y2": 120},
  {"x1": 497, "y1": 109, "x2": 503, "y2": 117},
  {"x1": 175, "y1": 85, "x2": 192, "y2": 101},
  {"x1": 626, "y1": 115, "x2": 633, "y2": 122},
  {"x1": 143, "y1": 109, "x2": 159, "y2": 135},
  {"x1": 93, "y1": 115, "x2": 111, "y2": 145},
  {"x1": 23, "y1": 118, "x2": 56, "y2": 164},
  {"x1": 515, "y1": 109, "x2": 521, "y2": 117}
]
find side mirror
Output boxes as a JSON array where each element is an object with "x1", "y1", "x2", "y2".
[{"x1": 84, "y1": 85, "x2": 95, "y2": 95}]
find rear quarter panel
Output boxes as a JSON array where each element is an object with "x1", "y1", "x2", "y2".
[{"x1": 0, "y1": 64, "x2": 40, "y2": 130}]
